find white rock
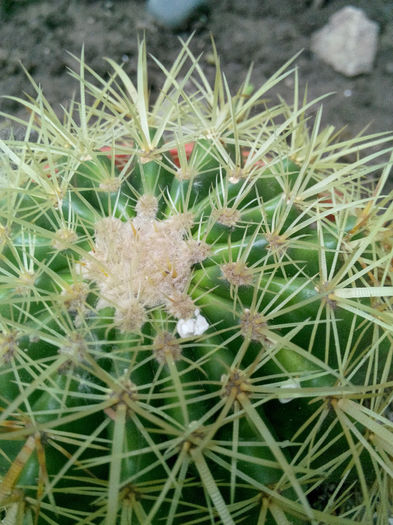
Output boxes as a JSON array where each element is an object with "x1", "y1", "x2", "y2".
[
  {"x1": 147, "y1": 0, "x2": 206, "y2": 29},
  {"x1": 176, "y1": 309, "x2": 209, "y2": 338},
  {"x1": 311, "y1": 6, "x2": 379, "y2": 77},
  {"x1": 278, "y1": 379, "x2": 301, "y2": 404}
]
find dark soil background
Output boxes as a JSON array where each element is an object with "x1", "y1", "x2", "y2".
[{"x1": 0, "y1": 0, "x2": 392, "y2": 162}]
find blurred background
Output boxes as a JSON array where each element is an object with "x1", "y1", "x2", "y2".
[{"x1": 0, "y1": 0, "x2": 392, "y2": 148}]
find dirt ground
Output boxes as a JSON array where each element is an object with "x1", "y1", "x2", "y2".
[{"x1": 0, "y1": 0, "x2": 392, "y2": 165}]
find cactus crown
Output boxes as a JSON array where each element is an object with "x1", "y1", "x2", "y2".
[{"x1": 0, "y1": 39, "x2": 393, "y2": 524}]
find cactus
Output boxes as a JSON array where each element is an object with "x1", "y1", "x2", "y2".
[{"x1": 0, "y1": 40, "x2": 393, "y2": 524}]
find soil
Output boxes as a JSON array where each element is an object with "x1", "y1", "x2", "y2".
[{"x1": 0, "y1": 0, "x2": 392, "y2": 175}]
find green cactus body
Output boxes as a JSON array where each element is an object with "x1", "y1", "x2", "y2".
[{"x1": 0, "y1": 41, "x2": 392, "y2": 524}]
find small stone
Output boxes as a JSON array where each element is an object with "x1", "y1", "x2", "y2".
[
  {"x1": 147, "y1": 0, "x2": 206, "y2": 29},
  {"x1": 278, "y1": 379, "x2": 301, "y2": 404},
  {"x1": 311, "y1": 6, "x2": 379, "y2": 77},
  {"x1": 176, "y1": 309, "x2": 209, "y2": 338}
]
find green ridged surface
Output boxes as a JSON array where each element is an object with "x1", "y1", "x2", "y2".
[{"x1": 0, "y1": 42, "x2": 392, "y2": 524}]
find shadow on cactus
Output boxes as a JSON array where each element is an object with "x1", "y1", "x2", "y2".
[{"x1": 0, "y1": 38, "x2": 393, "y2": 524}]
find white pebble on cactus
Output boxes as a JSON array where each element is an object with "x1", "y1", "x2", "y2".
[
  {"x1": 278, "y1": 378, "x2": 301, "y2": 404},
  {"x1": 176, "y1": 309, "x2": 209, "y2": 338}
]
